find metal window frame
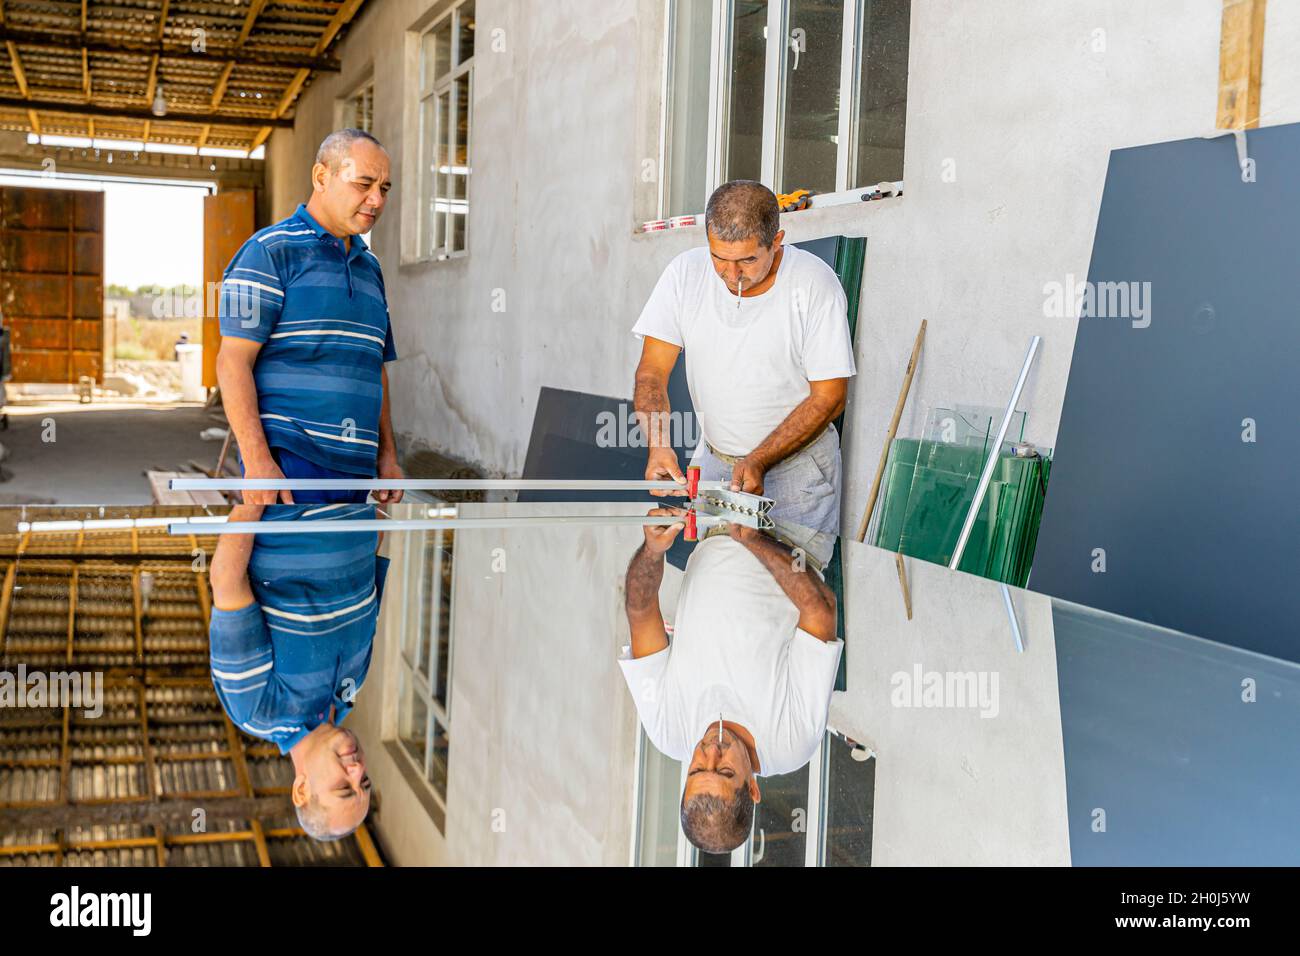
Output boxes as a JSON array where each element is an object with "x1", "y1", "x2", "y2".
[
  {"x1": 338, "y1": 72, "x2": 375, "y2": 134},
  {"x1": 416, "y1": 0, "x2": 474, "y2": 262},
  {"x1": 704, "y1": 0, "x2": 732, "y2": 198},
  {"x1": 394, "y1": 521, "x2": 457, "y2": 810},
  {"x1": 835, "y1": 0, "x2": 864, "y2": 192},
  {"x1": 663, "y1": 0, "x2": 888, "y2": 204}
]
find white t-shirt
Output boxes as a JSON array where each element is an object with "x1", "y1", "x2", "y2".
[
  {"x1": 632, "y1": 244, "x2": 857, "y2": 457},
  {"x1": 618, "y1": 535, "x2": 844, "y2": 777}
]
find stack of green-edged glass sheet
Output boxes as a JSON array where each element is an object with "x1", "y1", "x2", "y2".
[{"x1": 870, "y1": 408, "x2": 1051, "y2": 587}]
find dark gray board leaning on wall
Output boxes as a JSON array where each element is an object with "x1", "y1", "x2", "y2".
[{"x1": 1030, "y1": 123, "x2": 1300, "y2": 664}]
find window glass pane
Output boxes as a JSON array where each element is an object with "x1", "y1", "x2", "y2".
[
  {"x1": 419, "y1": 95, "x2": 438, "y2": 257},
  {"x1": 457, "y1": 0, "x2": 476, "y2": 64},
  {"x1": 399, "y1": 670, "x2": 429, "y2": 768},
  {"x1": 854, "y1": 0, "x2": 910, "y2": 186},
  {"x1": 665, "y1": 0, "x2": 713, "y2": 218},
  {"x1": 779, "y1": 0, "x2": 843, "y2": 194},
  {"x1": 427, "y1": 92, "x2": 450, "y2": 257},
  {"x1": 725, "y1": 0, "x2": 767, "y2": 183},
  {"x1": 750, "y1": 763, "x2": 809, "y2": 867},
  {"x1": 432, "y1": 529, "x2": 453, "y2": 710},
  {"x1": 636, "y1": 732, "x2": 683, "y2": 867},
  {"x1": 360, "y1": 84, "x2": 373, "y2": 132},
  {"x1": 448, "y1": 78, "x2": 469, "y2": 253},
  {"x1": 424, "y1": 18, "x2": 453, "y2": 90},
  {"x1": 418, "y1": 533, "x2": 440, "y2": 684},
  {"x1": 429, "y1": 714, "x2": 450, "y2": 799},
  {"x1": 824, "y1": 734, "x2": 875, "y2": 866}
]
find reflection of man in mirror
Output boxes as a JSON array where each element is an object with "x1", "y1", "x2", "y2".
[
  {"x1": 620, "y1": 508, "x2": 843, "y2": 855},
  {"x1": 632, "y1": 180, "x2": 856, "y2": 536},
  {"x1": 208, "y1": 503, "x2": 389, "y2": 842}
]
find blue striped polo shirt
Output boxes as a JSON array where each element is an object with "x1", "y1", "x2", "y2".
[
  {"x1": 208, "y1": 504, "x2": 391, "y2": 753},
  {"x1": 219, "y1": 204, "x2": 397, "y2": 476}
]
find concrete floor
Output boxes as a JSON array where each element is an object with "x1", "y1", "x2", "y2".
[{"x1": 0, "y1": 398, "x2": 222, "y2": 504}]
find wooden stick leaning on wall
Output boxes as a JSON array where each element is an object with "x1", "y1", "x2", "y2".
[{"x1": 855, "y1": 318, "x2": 927, "y2": 543}]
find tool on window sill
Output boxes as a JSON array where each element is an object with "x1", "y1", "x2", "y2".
[{"x1": 777, "y1": 188, "x2": 814, "y2": 213}]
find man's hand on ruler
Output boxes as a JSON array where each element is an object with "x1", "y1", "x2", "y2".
[
  {"x1": 241, "y1": 454, "x2": 294, "y2": 505},
  {"x1": 643, "y1": 506, "x2": 688, "y2": 554},
  {"x1": 645, "y1": 446, "x2": 687, "y2": 497},
  {"x1": 374, "y1": 455, "x2": 405, "y2": 504}
]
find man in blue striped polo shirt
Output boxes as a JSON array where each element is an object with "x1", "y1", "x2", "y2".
[
  {"x1": 208, "y1": 503, "x2": 390, "y2": 841},
  {"x1": 217, "y1": 128, "x2": 404, "y2": 506}
]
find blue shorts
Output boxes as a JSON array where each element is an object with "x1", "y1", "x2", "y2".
[{"x1": 240, "y1": 447, "x2": 370, "y2": 504}]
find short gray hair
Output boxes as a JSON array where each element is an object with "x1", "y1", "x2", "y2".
[
  {"x1": 705, "y1": 180, "x2": 781, "y2": 248},
  {"x1": 295, "y1": 795, "x2": 352, "y2": 842},
  {"x1": 680, "y1": 786, "x2": 754, "y2": 855},
  {"x1": 315, "y1": 128, "x2": 385, "y2": 170}
]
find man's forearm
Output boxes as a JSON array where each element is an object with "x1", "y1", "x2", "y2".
[
  {"x1": 625, "y1": 542, "x2": 665, "y2": 618},
  {"x1": 218, "y1": 354, "x2": 272, "y2": 464},
  {"x1": 737, "y1": 531, "x2": 835, "y2": 619},
  {"x1": 378, "y1": 367, "x2": 398, "y2": 464},
  {"x1": 210, "y1": 505, "x2": 261, "y2": 609},
  {"x1": 747, "y1": 390, "x2": 841, "y2": 469},
  {"x1": 633, "y1": 374, "x2": 673, "y2": 449}
]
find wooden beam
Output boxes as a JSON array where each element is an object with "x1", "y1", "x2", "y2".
[
  {"x1": 81, "y1": 0, "x2": 87, "y2": 33},
  {"x1": 274, "y1": 67, "x2": 310, "y2": 118},
  {"x1": 0, "y1": 795, "x2": 292, "y2": 830},
  {"x1": 6, "y1": 39, "x2": 27, "y2": 97},
  {"x1": 0, "y1": 95, "x2": 295, "y2": 128},
  {"x1": 0, "y1": 562, "x2": 16, "y2": 652},
  {"x1": 26, "y1": 108, "x2": 38, "y2": 136},
  {"x1": 81, "y1": 47, "x2": 89, "y2": 99},
  {"x1": 211, "y1": 61, "x2": 234, "y2": 110},
  {"x1": 208, "y1": 0, "x2": 272, "y2": 116},
  {"x1": 0, "y1": 28, "x2": 343, "y2": 71},
  {"x1": 1217, "y1": 0, "x2": 1267, "y2": 129},
  {"x1": 197, "y1": 123, "x2": 211, "y2": 150},
  {"x1": 156, "y1": 0, "x2": 171, "y2": 42},
  {"x1": 249, "y1": 126, "x2": 272, "y2": 152},
  {"x1": 314, "y1": 0, "x2": 367, "y2": 56},
  {"x1": 144, "y1": 53, "x2": 159, "y2": 109},
  {"x1": 236, "y1": 0, "x2": 270, "y2": 48}
]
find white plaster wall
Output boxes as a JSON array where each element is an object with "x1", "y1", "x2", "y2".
[
  {"x1": 354, "y1": 502, "x2": 649, "y2": 866},
  {"x1": 831, "y1": 541, "x2": 1070, "y2": 866}
]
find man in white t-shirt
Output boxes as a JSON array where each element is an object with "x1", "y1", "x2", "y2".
[
  {"x1": 620, "y1": 507, "x2": 843, "y2": 855},
  {"x1": 632, "y1": 180, "x2": 857, "y2": 537}
]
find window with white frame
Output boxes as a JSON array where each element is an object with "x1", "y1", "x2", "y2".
[
  {"x1": 416, "y1": 0, "x2": 475, "y2": 259},
  {"x1": 659, "y1": 0, "x2": 910, "y2": 218},
  {"x1": 340, "y1": 76, "x2": 375, "y2": 133},
  {"x1": 395, "y1": 523, "x2": 456, "y2": 811},
  {"x1": 633, "y1": 728, "x2": 874, "y2": 866},
  {"x1": 337, "y1": 76, "x2": 378, "y2": 249}
]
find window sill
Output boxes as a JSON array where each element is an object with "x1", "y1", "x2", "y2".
[
  {"x1": 398, "y1": 250, "x2": 469, "y2": 270},
  {"x1": 632, "y1": 185, "x2": 904, "y2": 240},
  {"x1": 383, "y1": 738, "x2": 447, "y2": 835}
]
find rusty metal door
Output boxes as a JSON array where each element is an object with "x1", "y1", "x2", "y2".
[
  {"x1": 0, "y1": 187, "x2": 104, "y2": 383},
  {"x1": 202, "y1": 190, "x2": 256, "y2": 390}
]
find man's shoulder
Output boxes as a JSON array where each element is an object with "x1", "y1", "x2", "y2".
[
  {"x1": 783, "y1": 244, "x2": 844, "y2": 290},
  {"x1": 668, "y1": 244, "x2": 713, "y2": 276},
  {"x1": 251, "y1": 210, "x2": 312, "y2": 241}
]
